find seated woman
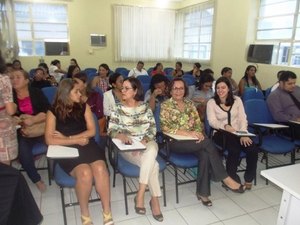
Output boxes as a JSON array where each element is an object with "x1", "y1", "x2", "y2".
[
  {"x1": 172, "y1": 61, "x2": 184, "y2": 77},
  {"x1": 160, "y1": 77, "x2": 244, "y2": 206},
  {"x1": 192, "y1": 73, "x2": 214, "y2": 122},
  {"x1": 91, "y1": 63, "x2": 110, "y2": 93},
  {"x1": 238, "y1": 65, "x2": 262, "y2": 96},
  {"x1": 11, "y1": 69, "x2": 50, "y2": 192},
  {"x1": 151, "y1": 63, "x2": 166, "y2": 76},
  {"x1": 38, "y1": 62, "x2": 58, "y2": 86},
  {"x1": 108, "y1": 77, "x2": 163, "y2": 222},
  {"x1": 45, "y1": 79, "x2": 113, "y2": 225},
  {"x1": 0, "y1": 59, "x2": 18, "y2": 165},
  {"x1": 221, "y1": 67, "x2": 238, "y2": 95},
  {"x1": 207, "y1": 77, "x2": 259, "y2": 190},
  {"x1": 144, "y1": 74, "x2": 169, "y2": 111},
  {"x1": 103, "y1": 73, "x2": 124, "y2": 117},
  {"x1": 31, "y1": 67, "x2": 52, "y2": 89},
  {"x1": 66, "y1": 64, "x2": 81, "y2": 78},
  {"x1": 73, "y1": 72, "x2": 106, "y2": 136}
]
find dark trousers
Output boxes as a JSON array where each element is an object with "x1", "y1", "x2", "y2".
[
  {"x1": 213, "y1": 131, "x2": 258, "y2": 183},
  {"x1": 169, "y1": 138, "x2": 228, "y2": 197},
  {"x1": 0, "y1": 163, "x2": 43, "y2": 225},
  {"x1": 17, "y1": 134, "x2": 45, "y2": 183}
]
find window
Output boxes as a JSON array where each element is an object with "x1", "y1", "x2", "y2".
[
  {"x1": 174, "y1": 2, "x2": 215, "y2": 62},
  {"x1": 114, "y1": 1, "x2": 215, "y2": 62},
  {"x1": 14, "y1": 2, "x2": 69, "y2": 56},
  {"x1": 256, "y1": 0, "x2": 300, "y2": 66}
]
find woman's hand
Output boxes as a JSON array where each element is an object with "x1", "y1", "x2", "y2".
[
  {"x1": 189, "y1": 131, "x2": 205, "y2": 143},
  {"x1": 152, "y1": 88, "x2": 163, "y2": 97},
  {"x1": 52, "y1": 131, "x2": 66, "y2": 139},
  {"x1": 224, "y1": 124, "x2": 236, "y2": 133},
  {"x1": 19, "y1": 114, "x2": 35, "y2": 127},
  {"x1": 77, "y1": 137, "x2": 89, "y2": 146},
  {"x1": 240, "y1": 137, "x2": 252, "y2": 147},
  {"x1": 116, "y1": 133, "x2": 132, "y2": 144}
]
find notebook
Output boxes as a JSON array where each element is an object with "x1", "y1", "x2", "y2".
[
  {"x1": 47, "y1": 145, "x2": 79, "y2": 158},
  {"x1": 112, "y1": 138, "x2": 146, "y2": 151},
  {"x1": 163, "y1": 132, "x2": 199, "y2": 141}
]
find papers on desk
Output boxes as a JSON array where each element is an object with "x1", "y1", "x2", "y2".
[
  {"x1": 232, "y1": 131, "x2": 256, "y2": 137},
  {"x1": 253, "y1": 123, "x2": 289, "y2": 129},
  {"x1": 112, "y1": 138, "x2": 146, "y2": 151},
  {"x1": 163, "y1": 133, "x2": 198, "y2": 141},
  {"x1": 47, "y1": 145, "x2": 79, "y2": 158}
]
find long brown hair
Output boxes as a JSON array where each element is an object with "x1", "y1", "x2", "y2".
[{"x1": 53, "y1": 78, "x2": 83, "y2": 121}]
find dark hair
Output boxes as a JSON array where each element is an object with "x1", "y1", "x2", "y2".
[
  {"x1": 109, "y1": 72, "x2": 122, "y2": 86},
  {"x1": 194, "y1": 62, "x2": 201, "y2": 69},
  {"x1": 73, "y1": 71, "x2": 94, "y2": 97},
  {"x1": 176, "y1": 61, "x2": 182, "y2": 68},
  {"x1": 35, "y1": 67, "x2": 44, "y2": 74},
  {"x1": 137, "y1": 61, "x2": 144, "y2": 65},
  {"x1": 279, "y1": 71, "x2": 297, "y2": 82},
  {"x1": 67, "y1": 65, "x2": 80, "y2": 78},
  {"x1": 243, "y1": 65, "x2": 258, "y2": 87},
  {"x1": 213, "y1": 77, "x2": 234, "y2": 106},
  {"x1": 0, "y1": 52, "x2": 6, "y2": 73},
  {"x1": 221, "y1": 67, "x2": 232, "y2": 75},
  {"x1": 51, "y1": 60, "x2": 60, "y2": 66},
  {"x1": 150, "y1": 74, "x2": 169, "y2": 93},
  {"x1": 168, "y1": 77, "x2": 189, "y2": 98},
  {"x1": 38, "y1": 62, "x2": 49, "y2": 74},
  {"x1": 277, "y1": 70, "x2": 285, "y2": 80},
  {"x1": 203, "y1": 68, "x2": 214, "y2": 75},
  {"x1": 12, "y1": 59, "x2": 22, "y2": 69},
  {"x1": 153, "y1": 62, "x2": 163, "y2": 71},
  {"x1": 123, "y1": 77, "x2": 144, "y2": 101},
  {"x1": 53, "y1": 78, "x2": 83, "y2": 121},
  {"x1": 70, "y1": 58, "x2": 78, "y2": 65},
  {"x1": 198, "y1": 73, "x2": 214, "y2": 90},
  {"x1": 98, "y1": 63, "x2": 110, "y2": 76}
]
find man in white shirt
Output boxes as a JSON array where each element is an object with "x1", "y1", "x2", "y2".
[{"x1": 128, "y1": 61, "x2": 148, "y2": 77}]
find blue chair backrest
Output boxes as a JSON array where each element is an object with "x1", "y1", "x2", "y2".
[
  {"x1": 164, "y1": 67, "x2": 174, "y2": 75},
  {"x1": 154, "y1": 104, "x2": 161, "y2": 132},
  {"x1": 84, "y1": 68, "x2": 97, "y2": 75},
  {"x1": 264, "y1": 87, "x2": 272, "y2": 99},
  {"x1": 92, "y1": 113, "x2": 101, "y2": 146},
  {"x1": 147, "y1": 67, "x2": 154, "y2": 75},
  {"x1": 244, "y1": 99, "x2": 275, "y2": 124},
  {"x1": 166, "y1": 74, "x2": 174, "y2": 81},
  {"x1": 242, "y1": 88, "x2": 264, "y2": 102},
  {"x1": 115, "y1": 67, "x2": 129, "y2": 77},
  {"x1": 42, "y1": 86, "x2": 57, "y2": 104},
  {"x1": 182, "y1": 75, "x2": 195, "y2": 86},
  {"x1": 29, "y1": 68, "x2": 35, "y2": 78},
  {"x1": 93, "y1": 86, "x2": 103, "y2": 96},
  {"x1": 137, "y1": 75, "x2": 151, "y2": 83}
]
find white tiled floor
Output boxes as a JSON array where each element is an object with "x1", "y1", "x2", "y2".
[{"x1": 21, "y1": 153, "x2": 300, "y2": 225}]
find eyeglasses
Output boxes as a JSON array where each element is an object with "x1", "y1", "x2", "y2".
[
  {"x1": 172, "y1": 87, "x2": 184, "y2": 92},
  {"x1": 121, "y1": 87, "x2": 133, "y2": 91}
]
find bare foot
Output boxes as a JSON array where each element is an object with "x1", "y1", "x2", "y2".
[{"x1": 36, "y1": 180, "x2": 46, "y2": 192}]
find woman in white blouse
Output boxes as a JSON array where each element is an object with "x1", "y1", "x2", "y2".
[
  {"x1": 207, "y1": 77, "x2": 259, "y2": 190},
  {"x1": 103, "y1": 73, "x2": 124, "y2": 117}
]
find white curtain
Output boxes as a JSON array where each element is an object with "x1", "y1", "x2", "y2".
[
  {"x1": 114, "y1": 5, "x2": 175, "y2": 62},
  {"x1": 0, "y1": 0, "x2": 19, "y2": 61}
]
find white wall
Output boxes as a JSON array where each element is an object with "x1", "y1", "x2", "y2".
[{"x1": 19, "y1": 0, "x2": 300, "y2": 86}]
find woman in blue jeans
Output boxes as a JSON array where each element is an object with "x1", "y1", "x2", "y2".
[{"x1": 12, "y1": 69, "x2": 50, "y2": 192}]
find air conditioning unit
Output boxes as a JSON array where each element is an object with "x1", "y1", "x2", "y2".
[{"x1": 90, "y1": 34, "x2": 106, "y2": 47}]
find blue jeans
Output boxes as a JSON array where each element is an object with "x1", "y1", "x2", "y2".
[{"x1": 17, "y1": 134, "x2": 45, "y2": 183}]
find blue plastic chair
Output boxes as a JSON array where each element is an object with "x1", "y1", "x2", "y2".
[
  {"x1": 137, "y1": 75, "x2": 151, "y2": 84},
  {"x1": 52, "y1": 114, "x2": 101, "y2": 225},
  {"x1": 242, "y1": 88, "x2": 264, "y2": 102},
  {"x1": 244, "y1": 99, "x2": 295, "y2": 180},
  {"x1": 41, "y1": 86, "x2": 58, "y2": 105},
  {"x1": 115, "y1": 67, "x2": 129, "y2": 77},
  {"x1": 154, "y1": 104, "x2": 198, "y2": 203},
  {"x1": 147, "y1": 67, "x2": 154, "y2": 75},
  {"x1": 164, "y1": 67, "x2": 174, "y2": 75},
  {"x1": 84, "y1": 68, "x2": 97, "y2": 75},
  {"x1": 182, "y1": 74, "x2": 196, "y2": 86}
]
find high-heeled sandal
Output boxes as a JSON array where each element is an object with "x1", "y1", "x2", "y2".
[
  {"x1": 134, "y1": 196, "x2": 146, "y2": 215},
  {"x1": 244, "y1": 182, "x2": 252, "y2": 190},
  {"x1": 221, "y1": 181, "x2": 245, "y2": 193},
  {"x1": 196, "y1": 193, "x2": 212, "y2": 207},
  {"x1": 103, "y1": 212, "x2": 114, "y2": 225},
  {"x1": 149, "y1": 200, "x2": 164, "y2": 222},
  {"x1": 81, "y1": 215, "x2": 93, "y2": 225}
]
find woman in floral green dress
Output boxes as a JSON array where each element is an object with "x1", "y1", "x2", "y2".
[{"x1": 160, "y1": 77, "x2": 245, "y2": 207}]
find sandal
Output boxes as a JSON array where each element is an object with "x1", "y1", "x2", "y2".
[
  {"x1": 81, "y1": 215, "x2": 93, "y2": 225},
  {"x1": 244, "y1": 182, "x2": 252, "y2": 190},
  {"x1": 103, "y1": 212, "x2": 114, "y2": 225},
  {"x1": 134, "y1": 196, "x2": 146, "y2": 215},
  {"x1": 221, "y1": 181, "x2": 245, "y2": 193},
  {"x1": 196, "y1": 193, "x2": 213, "y2": 207},
  {"x1": 149, "y1": 200, "x2": 164, "y2": 222}
]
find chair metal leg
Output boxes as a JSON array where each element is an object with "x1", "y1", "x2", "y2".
[
  {"x1": 60, "y1": 187, "x2": 67, "y2": 225},
  {"x1": 113, "y1": 169, "x2": 116, "y2": 187},
  {"x1": 122, "y1": 176, "x2": 129, "y2": 215},
  {"x1": 175, "y1": 167, "x2": 179, "y2": 204},
  {"x1": 162, "y1": 171, "x2": 166, "y2": 207},
  {"x1": 265, "y1": 152, "x2": 269, "y2": 185},
  {"x1": 47, "y1": 158, "x2": 52, "y2": 185}
]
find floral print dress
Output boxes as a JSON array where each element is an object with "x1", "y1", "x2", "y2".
[{"x1": 0, "y1": 74, "x2": 18, "y2": 161}]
